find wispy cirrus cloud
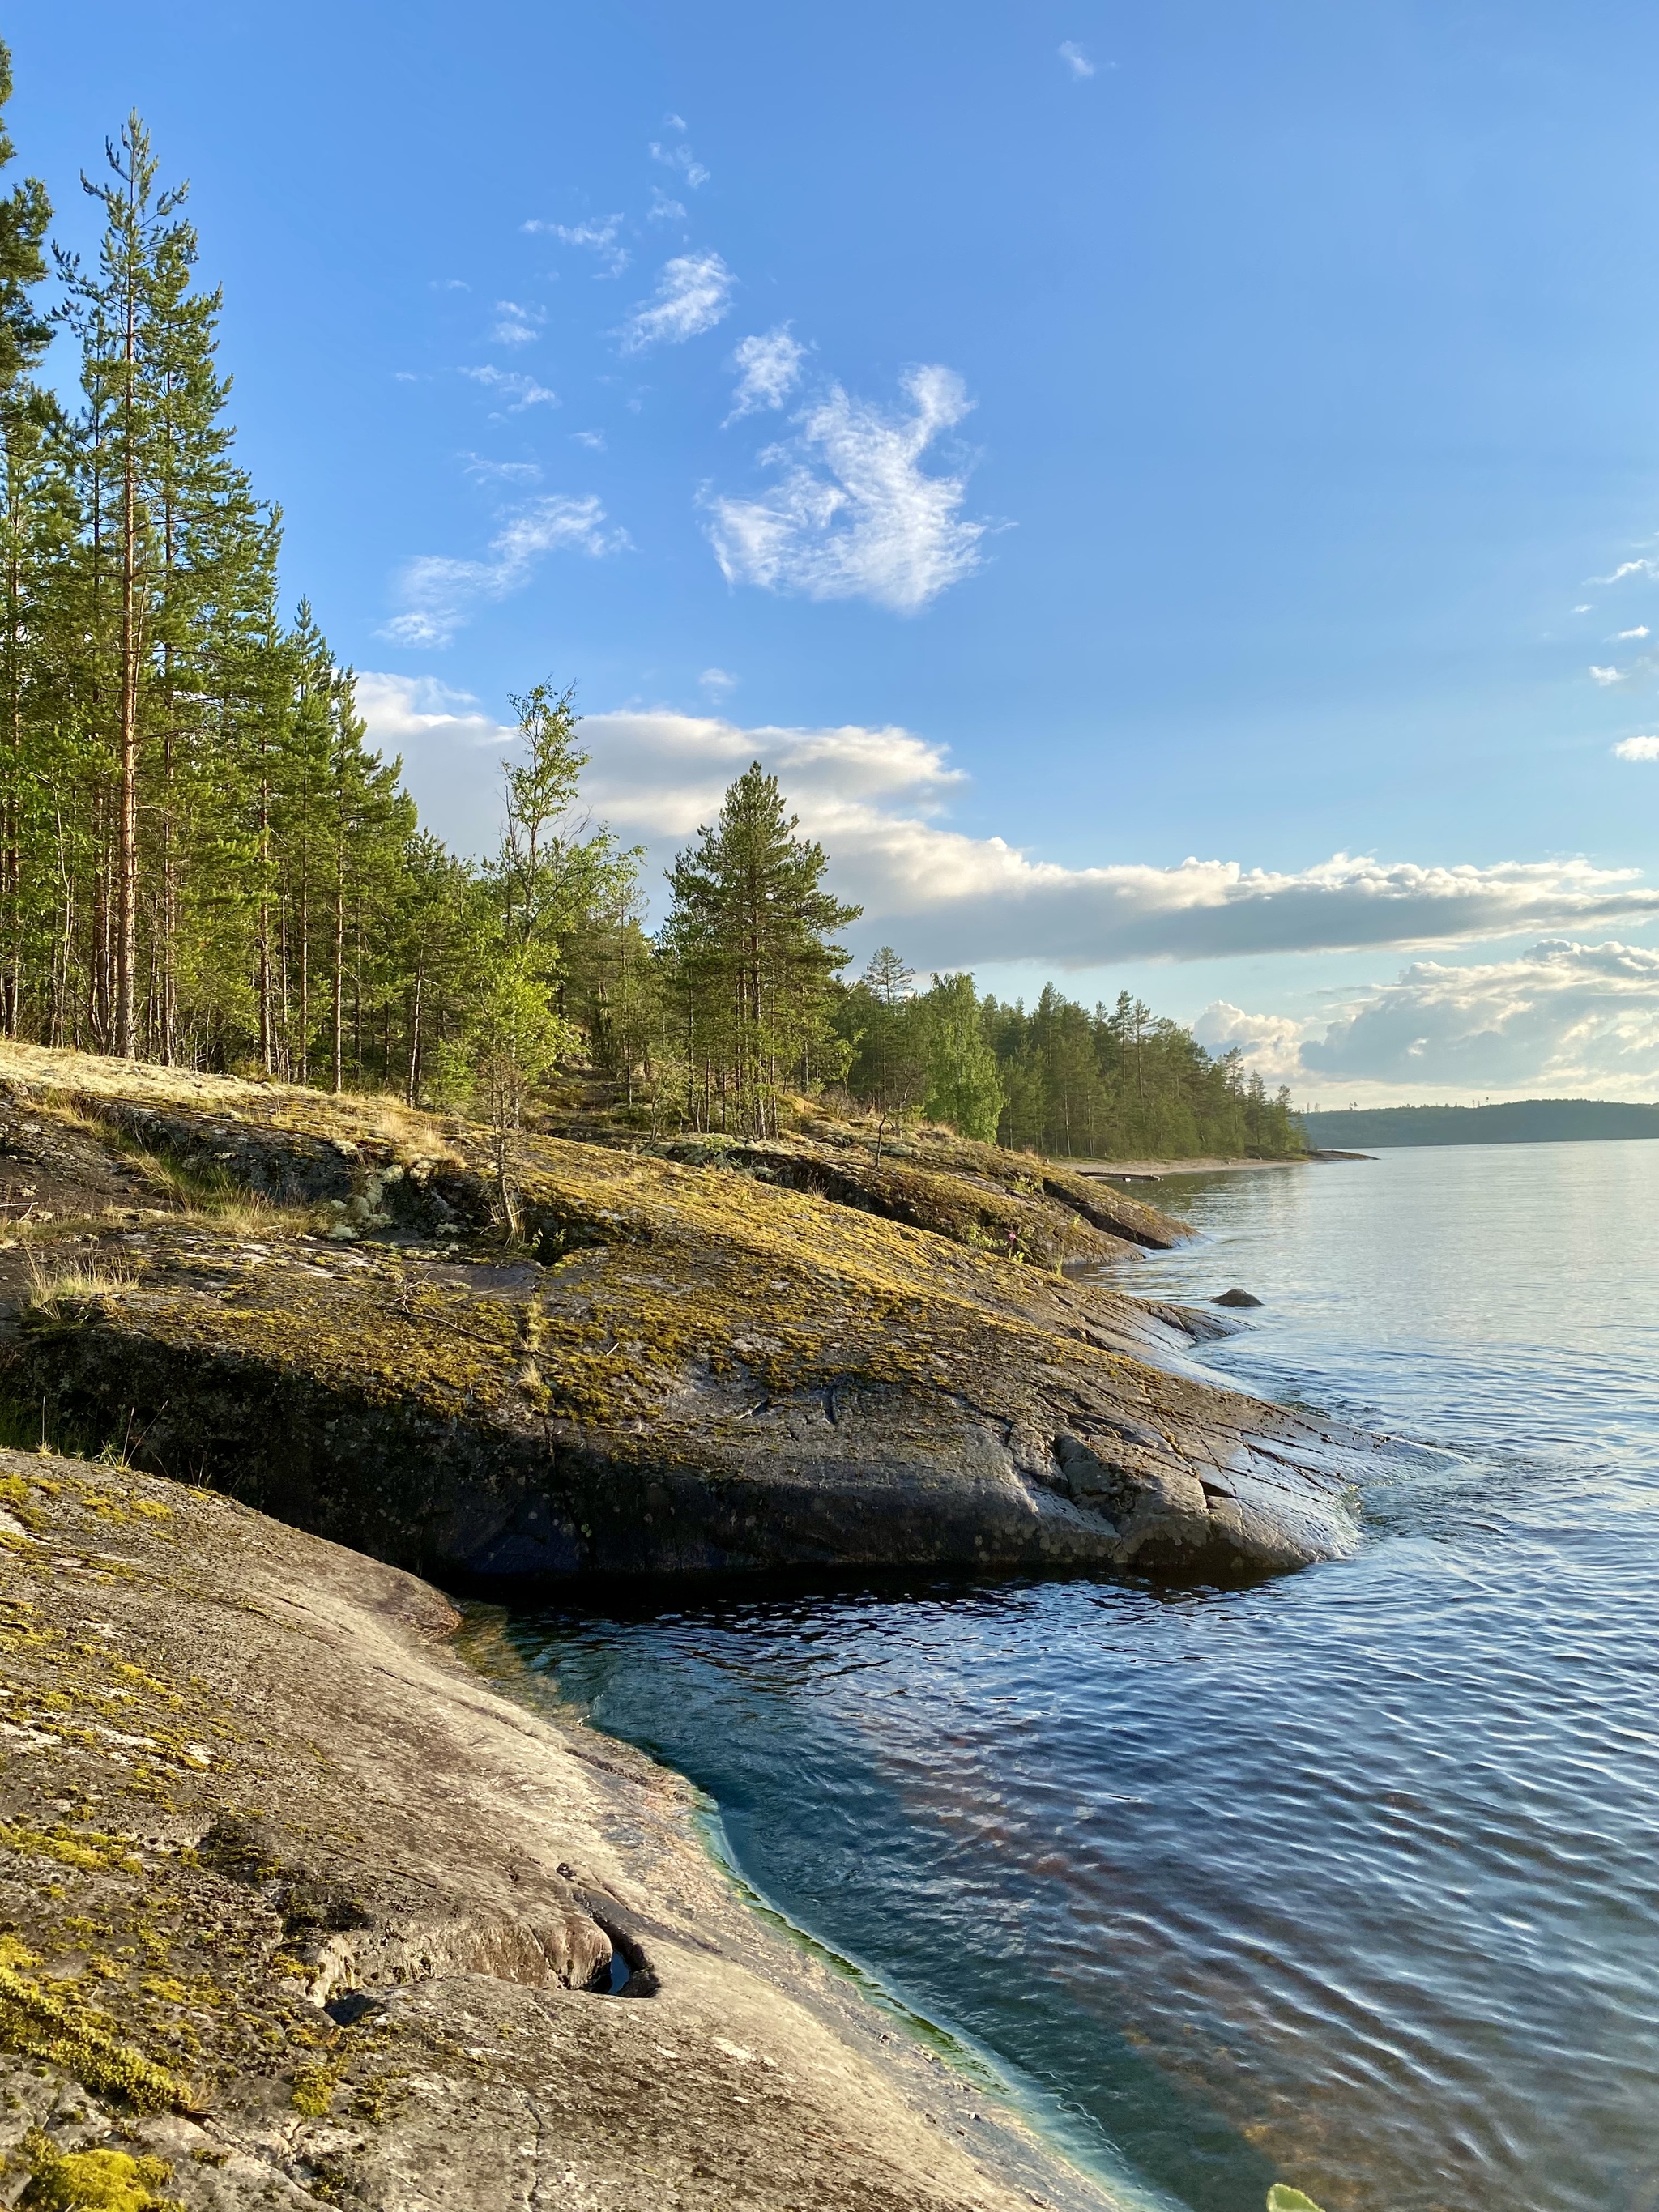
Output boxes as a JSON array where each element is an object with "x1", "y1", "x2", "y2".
[
  {"x1": 706, "y1": 364, "x2": 987, "y2": 612},
  {"x1": 379, "y1": 496, "x2": 629, "y2": 649},
  {"x1": 724, "y1": 326, "x2": 807, "y2": 424},
  {"x1": 492, "y1": 300, "x2": 545, "y2": 346},
  {"x1": 460, "y1": 452, "x2": 542, "y2": 483},
  {"x1": 650, "y1": 135, "x2": 710, "y2": 189},
  {"x1": 461, "y1": 365, "x2": 559, "y2": 412},
  {"x1": 616, "y1": 252, "x2": 735, "y2": 353},
  {"x1": 1058, "y1": 40, "x2": 1096, "y2": 77},
  {"x1": 1592, "y1": 556, "x2": 1659, "y2": 586},
  {"x1": 523, "y1": 214, "x2": 629, "y2": 276}
]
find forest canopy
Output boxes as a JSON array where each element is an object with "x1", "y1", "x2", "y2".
[{"x1": 0, "y1": 58, "x2": 1303, "y2": 1163}]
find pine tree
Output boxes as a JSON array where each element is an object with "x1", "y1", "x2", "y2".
[{"x1": 664, "y1": 764, "x2": 860, "y2": 1136}]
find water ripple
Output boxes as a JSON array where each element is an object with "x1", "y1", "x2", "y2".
[{"x1": 478, "y1": 1143, "x2": 1659, "y2": 2212}]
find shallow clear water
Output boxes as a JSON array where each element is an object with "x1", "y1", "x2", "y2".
[{"x1": 480, "y1": 1144, "x2": 1659, "y2": 2212}]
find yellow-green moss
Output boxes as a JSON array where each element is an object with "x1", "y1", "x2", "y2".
[
  {"x1": 17, "y1": 2136, "x2": 181, "y2": 2212},
  {"x1": 290, "y1": 2059, "x2": 343, "y2": 2117},
  {"x1": 0, "y1": 1826, "x2": 143, "y2": 1876},
  {"x1": 0, "y1": 1939, "x2": 190, "y2": 2114}
]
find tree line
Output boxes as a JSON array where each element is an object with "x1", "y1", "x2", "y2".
[
  {"x1": 0, "y1": 55, "x2": 1300, "y2": 1163},
  {"x1": 831, "y1": 958, "x2": 1303, "y2": 1159}
]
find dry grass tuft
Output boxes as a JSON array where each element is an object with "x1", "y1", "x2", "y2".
[{"x1": 22, "y1": 1257, "x2": 137, "y2": 1320}]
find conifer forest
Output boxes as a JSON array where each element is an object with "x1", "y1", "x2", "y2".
[{"x1": 0, "y1": 57, "x2": 1301, "y2": 1161}]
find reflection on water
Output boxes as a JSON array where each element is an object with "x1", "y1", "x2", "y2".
[{"x1": 475, "y1": 1144, "x2": 1659, "y2": 2212}]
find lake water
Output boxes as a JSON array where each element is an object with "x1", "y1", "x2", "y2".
[{"x1": 467, "y1": 1142, "x2": 1659, "y2": 2212}]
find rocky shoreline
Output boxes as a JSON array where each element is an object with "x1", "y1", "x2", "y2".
[
  {"x1": 0, "y1": 1450, "x2": 1123, "y2": 2209},
  {"x1": 0, "y1": 1046, "x2": 1375, "y2": 1588},
  {"x1": 0, "y1": 1046, "x2": 1386, "y2": 2206}
]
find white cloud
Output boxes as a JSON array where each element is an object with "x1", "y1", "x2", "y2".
[
  {"x1": 617, "y1": 252, "x2": 734, "y2": 353},
  {"x1": 363, "y1": 703, "x2": 1659, "y2": 1063},
  {"x1": 570, "y1": 429, "x2": 607, "y2": 451},
  {"x1": 1203, "y1": 942, "x2": 1659, "y2": 1100},
  {"x1": 380, "y1": 497, "x2": 629, "y2": 648},
  {"x1": 1589, "y1": 664, "x2": 1624, "y2": 686},
  {"x1": 650, "y1": 138, "x2": 710, "y2": 189},
  {"x1": 1297, "y1": 939, "x2": 1659, "y2": 1095},
  {"x1": 492, "y1": 300, "x2": 545, "y2": 345},
  {"x1": 488, "y1": 710, "x2": 1659, "y2": 965},
  {"x1": 1593, "y1": 557, "x2": 1659, "y2": 585},
  {"x1": 699, "y1": 667, "x2": 736, "y2": 697},
  {"x1": 1614, "y1": 625, "x2": 1651, "y2": 641},
  {"x1": 1572, "y1": 603, "x2": 1593, "y2": 614},
  {"x1": 462, "y1": 365, "x2": 559, "y2": 412},
  {"x1": 356, "y1": 672, "x2": 516, "y2": 752},
  {"x1": 525, "y1": 215, "x2": 629, "y2": 277},
  {"x1": 1192, "y1": 1003, "x2": 1309, "y2": 1085},
  {"x1": 725, "y1": 326, "x2": 807, "y2": 424},
  {"x1": 1058, "y1": 40, "x2": 1096, "y2": 76},
  {"x1": 460, "y1": 452, "x2": 542, "y2": 483},
  {"x1": 648, "y1": 189, "x2": 687, "y2": 224},
  {"x1": 1614, "y1": 735, "x2": 1659, "y2": 761},
  {"x1": 706, "y1": 364, "x2": 987, "y2": 613},
  {"x1": 430, "y1": 279, "x2": 470, "y2": 292}
]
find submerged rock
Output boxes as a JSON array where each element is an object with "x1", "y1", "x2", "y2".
[{"x1": 1213, "y1": 1288, "x2": 1264, "y2": 1309}]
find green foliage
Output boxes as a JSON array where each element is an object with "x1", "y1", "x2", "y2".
[
  {"x1": 985, "y1": 984, "x2": 1303, "y2": 1159},
  {"x1": 663, "y1": 761, "x2": 860, "y2": 1136},
  {"x1": 1265, "y1": 2189, "x2": 1326, "y2": 2212},
  {"x1": 920, "y1": 973, "x2": 1005, "y2": 1141}
]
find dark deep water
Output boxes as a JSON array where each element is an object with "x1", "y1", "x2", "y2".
[{"x1": 461, "y1": 1142, "x2": 1659, "y2": 2212}]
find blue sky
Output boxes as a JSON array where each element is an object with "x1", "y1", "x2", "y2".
[{"x1": 15, "y1": 0, "x2": 1659, "y2": 1102}]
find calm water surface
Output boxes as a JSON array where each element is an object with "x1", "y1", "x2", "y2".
[{"x1": 475, "y1": 1144, "x2": 1659, "y2": 2212}]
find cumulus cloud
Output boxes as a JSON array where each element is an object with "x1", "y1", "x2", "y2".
[
  {"x1": 1190, "y1": 942, "x2": 1659, "y2": 1102},
  {"x1": 380, "y1": 497, "x2": 629, "y2": 648},
  {"x1": 1058, "y1": 40, "x2": 1095, "y2": 76},
  {"x1": 1614, "y1": 735, "x2": 1659, "y2": 761},
  {"x1": 1589, "y1": 664, "x2": 1626, "y2": 686},
  {"x1": 462, "y1": 365, "x2": 559, "y2": 412},
  {"x1": 524, "y1": 215, "x2": 629, "y2": 277},
  {"x1": 617, "y1": 253, "x2": 734, "y2": 353},
  {"x1": 724, "y1": 326, "x2": 806, "y2": 424},
  {"x1": 1299, "y1": 940, "x2": 1659, "y2": 1094},
  {"x1": 352, "y1": 694, "x2": 1659, "y2": 982},
  {"x1": 706, "y1": 365, "x2": 987, "y2": 613},
  {"x1": 355, "y1": 673, "x2": 516, "y2": 752},
  {"x1": 1192, "y1": 1002, "x2": 1310, "y2": 1085},
  {"x1": 412, "y1": 708, "x2": 1659, "y2": 965},
  {"x1": 1614, "y1": 625, "x2": 1651, "y2": 641}
]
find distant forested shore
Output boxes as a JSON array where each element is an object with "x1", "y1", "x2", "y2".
[{"x1": 1303, "y1": 1100, "x2": 1659, "y2": 1149}]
